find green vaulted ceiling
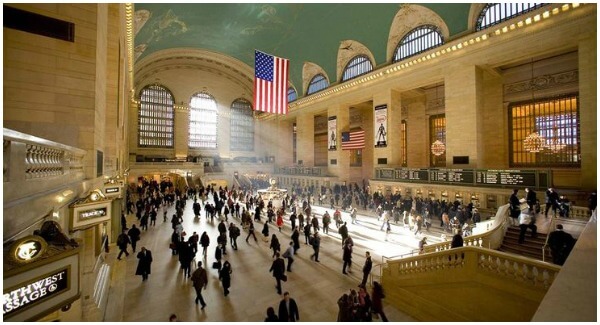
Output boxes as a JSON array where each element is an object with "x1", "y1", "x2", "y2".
[{"x1": 134, "y1": 3, "x2": 472, "y2": 92}]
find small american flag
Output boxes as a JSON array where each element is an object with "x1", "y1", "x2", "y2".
[
  {"x1": 341, "y1": 129, "x2": 365, "y2": 150},
  {"x1": 254, "y1": 50, "x2": 289, "y2": 114}
]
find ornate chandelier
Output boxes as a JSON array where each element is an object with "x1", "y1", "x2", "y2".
[
  {"x1": 523, "y1": 131, "x2": 546, "y2": 153},
  {"x1": 431, "y1": 140, "x2": 446, "y2": 156}
]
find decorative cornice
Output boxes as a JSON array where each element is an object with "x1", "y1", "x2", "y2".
[{"x1": 504, "y1": 70, "x2": 578, "y2": 95}]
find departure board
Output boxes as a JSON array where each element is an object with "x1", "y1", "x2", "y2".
[
  {"x1": 475, "y1": 170, "x2": 537, "y2": 187},
  {"x1": 429, "y1": 169, "x2": 474, "y2": 184},
  {"x1": 395, "y1": 169, "x2": 429, "y2": 182}
]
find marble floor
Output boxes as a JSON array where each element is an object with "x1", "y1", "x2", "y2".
[{"x1": 102, "y1": 197, "x2": 429, "y2": 322}]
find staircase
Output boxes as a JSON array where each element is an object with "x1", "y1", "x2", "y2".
[{"x1": 498, "y1": 226, "x2": 552, "y2": 261}]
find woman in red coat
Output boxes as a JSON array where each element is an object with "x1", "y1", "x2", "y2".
[{"x1": 276, "y1": 210, "x2": 284, "y2": 232}]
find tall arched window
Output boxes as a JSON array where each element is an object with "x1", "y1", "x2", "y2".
[
  {"x1": 393, "y1": 25, "x2": 444, "y2": 62},
  {"x1": 342, "y1": 55, "x2": 373, "y2": 82},
  {"x1": 189, "y1": 92, "x2": 217, "y2": 149},
  {"x1": 476, "y1": 3, "x2": 546, "y2": 31},
  {"x1": 138, "y1": 84, "x2": 174, "y2": 148},
  {"x1": 230, "y1": 98, "x2": 254, "y2": 151},
  {"x1": 307, "y1": 74, "x2": 329, "y2": 95},
  {"x1": 287, "y1": 87, "x2": 298, "y2": 102}
]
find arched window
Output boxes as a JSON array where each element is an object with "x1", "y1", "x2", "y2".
[
  {"x1": 287, "y1": 87, "x2": 297, "y2": 102},
  {"x1": 230, "y1": 99, "x2": 254, "y2": 151},
  {"x1": 393, "y1": 25, "x2": 444, "y2": 62},
  {"x1": 342, "y1": 55, "x2": 373, "y2": 82},
  {"x1": 476, "y1": 3, "x2": 546, "y2": 31},
  {"x1": 138, "y1": 84, "x2": 174, "y2": 148},
  {"x1": 189, "y1": 92, "x2": 217, "y2": 149},
  {"x1": 307, "y1": 74, "x2": 329, "y2": 95}
]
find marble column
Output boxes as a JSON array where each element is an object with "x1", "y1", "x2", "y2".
[
  {"x1": 578, "y1": 35, "x2": 596, "y2": 190},
  {"x1": 174, "y1": 106, "x2": 189, "y2": 159},
  {"x1": 445, "y1": 64, "x2": 483, "y2": 168},
  {"x1": 296, "y1": 113, "x2": 314, "y2": 166},
  {"x1": 405, "y1": 94, "x2": 427, "y2": 167},
  {"x1": 327, "y1": 104, "x2": 349, "y2": 179}
]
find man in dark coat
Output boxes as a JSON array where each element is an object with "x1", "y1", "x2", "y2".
[
  {"x1": 136, "y1": 247, "x2": 153, "y2": 281},
  {"x1": 342, "y1": 238, "x2": 353, "y2": 274},
  {"x1": 525, "y1": 188, "x2": 538, "y2": 211},
  {"x1": 191, "y1": 261, "x2": 208, "y2": 309},
  {"x1": 269, "y1": 252, "x2": 286, "y2": 295},
  {"x1": 548, "y1": 224, "x2": 575, "y2": 265},
  {"x1": 338, "y1": 222, "x2": 349, "y2": 248},
  {"x1": 278, "y1": 291, "x2": 300, "y2": 322},
  {"x1": 116, "y1": 230, "x2": 131, "y2": 260},
  {"x1": 361, "y1": 251, "x2": 373, "y2": 288},
  {"x1": 127, "y1": 224, "x2": 141, "y2": 252}
]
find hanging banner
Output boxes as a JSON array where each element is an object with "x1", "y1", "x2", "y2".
[
  {"x1": 374, "y1": 104, "x2": 388, "y2": 147},
  {"x1": 328, "y1": 116, "x2": 337, "y2": 151}
]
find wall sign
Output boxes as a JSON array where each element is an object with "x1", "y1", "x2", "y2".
[
  {"x1": 374, "y1": 104, "x2": 388, "y2": 148},
  {"x1": 3, "y1": 267, "x2": 70, "y2": 318},
  {"x1": 70, "y1": 202, "x2": 111, "y2": 231},
  {"x1": 105, "y1": 187, "x2": 119, "y2": 194},
  {"x1": 328, "y1": 116, "x2": 337, "y2": 151},
  {"x1": 8, "y1": 236, "x2": 48, "y2": 264}
]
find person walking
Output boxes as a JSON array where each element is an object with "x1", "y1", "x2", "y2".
[
  {"x1": 291, "y1": 226, "x2": 300, "y2": 254},
  {"x1": 371, "y1": 281, "x2": 388, "y2": 321},
  {"x1": 276, "y1": 212, "x2": 284, "y2": 232},
  {"x1": 548, "y1": 224, "x2": 575, "y2": 265},
  {"x1": 127, "y1": 224, "x2": 141, "y2": 253},
  {"x1": 278, "y1": 292, "x2": 299, "y2": 322},
  {"x1": 311, "y1": 214, "x2": 319, "y2": 233},
  {"x1": 361, "y1": 251, "x2": 373, "y2": 287},
  {"x1": 191, "y1": 261, "x2": 208, "y2": 309},
  {"x1": 246, "y1": 220, "x2": 258, "y2": 244},
  {"x1": 116, "y1": 230, "x2": 131, "y2": 260},
  {"x1": 518, "y1": 205, "x2": 537, "y2": 244},
  {"x1": 303, "y1": 223, "x2": 312, "y2": 245},
  {"x1": 282, "y1": 241, "x2": 294, "y2": 272},
  {"x1": 219, "y1": 260, "x2": 232, "y2": 296},
  {"x1": 342, "y1": 238, "x2": 353, "y2": 274},
  {"x1": 200, "y1": 231, "x2": 210, "y2": 257},
  {"x1": 525, "y1": 187, "x2": 538, "y2": 211},
  {"x1": 270, "y1": 234, "x2": 281, "y2": 258},
  {"x1": 310, "y1": 231, "x2": 321, "y2": 262},
  {"x1": 229, "y1": 223, "x2": 240, "y2": 250},
  {"x1": 135, "y1": 247, "x2": 153, "y2": 281},
  {"x1": 338, "y1": 222, "x2": 349, "y2": 248},
  {"x1": 322, "y1": 211, "x2": 331, "y2": 234},
  {"x1": 265, "y1": 307, "x2": 279, "y2": 321},
  {"x1": 289, "y1": 212, "x2": 297, "y2": 231},
  {"x1": 509, "y1": 189, "x2": 521, "y2": 226},
  {"x1": 179, "y1": 241, "x2": 193, "y2": 278},
  {"x1": 269, "y1": 252, "x2": 286, "y2": 295},
  {"x1": 545, "y1": 188, "x2": 560, "y2": 218}
]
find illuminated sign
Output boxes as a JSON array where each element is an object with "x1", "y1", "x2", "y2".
[
  {"x1": 8, "y1": 236, "x2": 47, "y2": 264},
  {"x1": 105, "y1": 187, "x2": 119, "y2": 194},
  {"x1": 78, "y1": 208, "x2": 107, "y2": 220},
  {"x1": 3, "y1": 268, "x2": 69, "y2": 317}
]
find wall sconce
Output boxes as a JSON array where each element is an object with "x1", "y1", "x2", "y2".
[
  {"x1": 455, "y1": 192, "x2": 462, "y2": 198},
  {"x1": 471, "y1": 193, "x2": 479, "y2": 200},
  {"x1": 441, "y1": 191, "x2": 448, "y2": 197}
]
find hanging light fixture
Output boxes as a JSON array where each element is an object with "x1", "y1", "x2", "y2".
[
  {"x1": 523, "y1": 59, "x2": 546, "y2": 153},
  {"x1": 431, "y1": 140, "x2": 446, "y2": 156}
]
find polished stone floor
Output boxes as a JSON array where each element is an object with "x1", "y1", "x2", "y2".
[{"x1": 103, "y1": 196, "x2": 427, "y2": 322}]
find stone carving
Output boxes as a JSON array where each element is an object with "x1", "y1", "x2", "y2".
[
  {"x1": 25, "y1": 145, "x2": 64, "y2": 179},
  {"x1": 504, "y1": 70, "x2": 578, "y2": 94}
]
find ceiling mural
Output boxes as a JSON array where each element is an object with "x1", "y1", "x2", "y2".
[{"x1": 134, "y1": 3, "x2": 471, "y2": 95}]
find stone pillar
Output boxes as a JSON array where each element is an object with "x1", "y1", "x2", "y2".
[
  {"x1": 274, "y1": 118, "x2": 294, "y2": 166},
  {"x1": 174, "y1": 106, "x2": 189, "y2": 159},
  {"x1": 480, "y1": 70, "x2": 507, "y2": 169},
  {"x1": 296, "y1": 113, "x2": 314, "y2": 166},
  {"x1": 372, "y1": 90, "x2": 402, "y2": 167},
  {"x1": 578, "y1": 35, "x2": 596, "y2": 190},
  {"x1": 445, "y1": 64, "x2": 483, "y2": 168},
  {"x1": 327, "y1": 104, "x2": 349, "y2": 178},
  {"x1": 406, "y1": 94, "x2": 427, "y2": 167}
]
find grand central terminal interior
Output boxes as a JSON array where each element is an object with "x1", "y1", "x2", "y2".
[{"x1": 3, "y1": 3, "x2": 597, "y2": 322}]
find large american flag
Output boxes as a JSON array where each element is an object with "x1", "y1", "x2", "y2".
[
  {"x1": 254, "y1": 50, "x2": 289, "y2": 114},
  {"x1": 341, "y1": 130, "x2": 365, "y2": 150}
]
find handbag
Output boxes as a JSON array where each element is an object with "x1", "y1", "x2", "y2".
[
  {"x1": 169, "y1": 242, "x2": 176, "y2": 249},
  {"x1": 281, "y1": 274, "x2": 288, "y2": 282}
]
